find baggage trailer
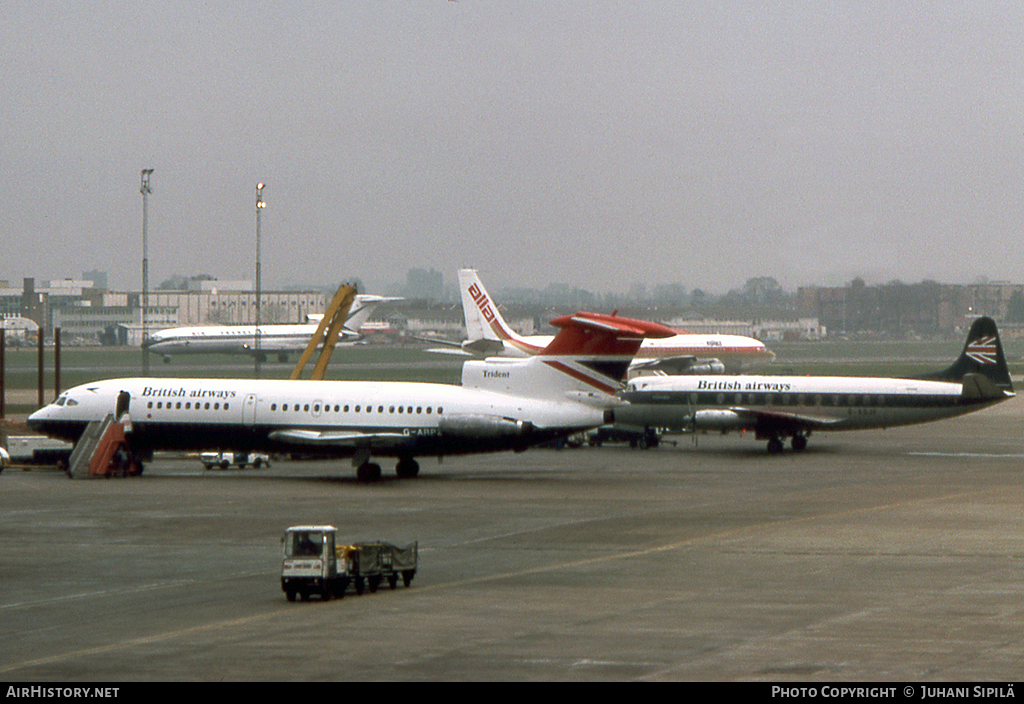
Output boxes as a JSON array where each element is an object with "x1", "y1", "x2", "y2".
[{"x1": 281, "y1": 525, "x2": 417, "y2": 601}]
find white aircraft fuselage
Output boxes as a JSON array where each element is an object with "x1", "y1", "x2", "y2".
[
  {"x1": 491, "y1": 332, "x2": 776, "y2": 373},
  {"x1": 29, "y1": 312, "x2": 678, "y2": 479},
  {"x1": 142, "y1": 324, "x2": 335, "y2": 357},
  {"x1": 142, "y1": 294, "x2": 397, "y2": 359},
  {"x1": 455, "y1": 269, "x2": 775, "y2": 374},
  {"x1": 617, "y1": 374, "x2": 1005, "y2": 432},
  {"x1": 611, "y1": 316, "x2": 1014, "y2": 453},
  {"x1": 29, "y1": 376, "x2": 595, "y2": 458}
]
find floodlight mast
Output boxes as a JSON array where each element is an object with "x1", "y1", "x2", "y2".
[
  {"x1": 140, "y1": 169, "x2": 154, "y2": 375},
  {"x1": 254, "y1": 182, "x2": 266, "y2": 378}
]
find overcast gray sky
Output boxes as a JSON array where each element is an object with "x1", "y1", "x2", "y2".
[{"x1": 3, "y1": 2, "x2": 1023, "y2": 295}]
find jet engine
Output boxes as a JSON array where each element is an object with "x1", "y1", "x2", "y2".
[
  {"x1": 687, "y1": 360, "x2": 726, "y2": 375},
  {"x1": 691, "y1": 409, "x2": 749, "y2": 432},
  {"x1": 438, "y1": 414, "x2": 534, "y2": 439}
]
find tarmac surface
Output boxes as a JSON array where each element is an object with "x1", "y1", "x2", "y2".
[{"x1": 2, "y1": 398, "x2": 1024, "y2": 681}]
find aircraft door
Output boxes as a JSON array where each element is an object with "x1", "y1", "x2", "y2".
[
  {"x1": 242, "y1": 393, "x2": 258, "y2": 427},
  {"x1": 115, "y1": 390, "x2": 131, "y2": 420}
]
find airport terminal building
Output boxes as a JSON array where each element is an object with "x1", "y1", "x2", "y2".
[
  {"x1": 1, "y1": 277, "x2": 327, "y2": 345},
  {"x1": 7, "y1": 274, "x2": 1023, "y2": 346}
]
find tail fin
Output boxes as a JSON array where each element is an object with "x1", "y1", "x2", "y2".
[
  {"x1": 918, "y1": 317, "x2": 1013, "y2": 393},
  {"x1": 458, "y1": 269, "x2": 540, "y2": 354},
  {"x1": 344, "y1": 294, "x2": 401, "y2": 333},
  {"x1": 462, "y1": 311, "x2": 675, "y2": 401}
]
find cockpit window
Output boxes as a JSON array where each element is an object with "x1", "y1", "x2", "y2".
[
  {"x1": 55, "y1": 397, "x2": 65, "y2": 406},
  {"x1": 66, "y1": 398, "x2": 79, "y2": 406}
]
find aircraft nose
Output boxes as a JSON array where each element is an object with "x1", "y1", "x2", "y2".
[{"x1": 26, "y1": 407, "x2": 46, "y2": 432}]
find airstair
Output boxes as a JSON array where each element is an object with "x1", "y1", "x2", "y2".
[{"x1": 67, "y1": 412, "x2": 141, "y2": 478}]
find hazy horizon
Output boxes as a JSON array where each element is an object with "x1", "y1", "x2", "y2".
[{"x1": 4, "y1": 3, "x2": 1023, "y2": 296}]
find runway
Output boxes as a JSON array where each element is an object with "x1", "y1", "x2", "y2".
[{"x1": 2, "y1": 398, "x2": 1023, "y2": 681}]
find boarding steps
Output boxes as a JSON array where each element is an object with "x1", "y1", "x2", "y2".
[{"x1": 67, "y1": 413, "x2": 141, "y2": 478}]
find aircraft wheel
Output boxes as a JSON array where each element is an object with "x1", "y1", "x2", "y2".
[
  {"x1": 357, "y1": 462, "x2": 382, "y2": 482},
  {"x1": 767, "y1": 437, "x2": 785, "y2": 455},
  {"x1": 792, "y1": 434, "x2": 808, "y2": 452},
  {"x1": 396, "y1": 458, "x2": 420, "y2": 478}
]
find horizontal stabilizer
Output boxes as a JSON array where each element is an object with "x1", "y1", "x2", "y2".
[
  {"x1": 960, "y1": 373, "x2": 1014, "y2": 400},
  {"x1": 542, "y1": 312, "x2": 676, "y2": 357}
]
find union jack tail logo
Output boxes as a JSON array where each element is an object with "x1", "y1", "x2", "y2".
[{"x1": 966, "y1": 336, "x2": 998, "y2": 365}]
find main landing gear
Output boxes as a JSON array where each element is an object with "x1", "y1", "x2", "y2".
[
  {"x1": 395, "y1": 457, "x2": 420, "y2": 478},
  {"x1": 355, "y1": 457, "x2": 420, "y2": 482},
  {"x1": 766, "y1": 432, "x2": 809, "y2": 454},
  {"x1": 356, "y1": 462, "x2": 382, "y2": 482}
]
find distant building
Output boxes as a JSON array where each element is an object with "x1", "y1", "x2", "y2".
[
  {"x1": 81, "y1": 269, "x2": 108, "y2": 290},
  {"x1": 7, "y1": 277, "x2": 327, "y2": 344},
  {"x1": 798, "y1": 281, "x2": 1024, "y2": 336}
]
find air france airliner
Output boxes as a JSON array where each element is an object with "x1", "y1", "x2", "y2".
[
  {"x1": 29, "y1": 312, "x2": 676, "y2": 480},
  {"x1": 611, "y1": 317, "x2": 1014, "y2": 453},
  {"x1": 426, "y1": 269, "x2": 775, "y2": 374},
  {"x1": 142, "y1": 294, "x2": 400, "y2": 362}
]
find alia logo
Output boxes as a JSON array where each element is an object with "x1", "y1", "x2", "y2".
[
  {"x1": 966, "y1": 336, "x2": 998, "y2": 365},
  {"x1": 468, "y1": 283, "x2": 496, "y2": 323}
]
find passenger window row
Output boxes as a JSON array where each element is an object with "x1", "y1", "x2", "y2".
[
  {"x1": 148, "y1": 400, "x2": 229, "y2": 411},
  {"x1": 689, "y1": 392, "x2": 943, "y2": 408},
  {"x1": 268, "y1": 402, "x2": 444, "y2": 415}
]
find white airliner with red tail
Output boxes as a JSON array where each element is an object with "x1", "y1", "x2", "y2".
[
  {"x1": 29, "y1": 312, "x2": 675, "y2": 480},
  {"x1": 611, "y1": 316, "x2": 1015, "y2": 454},
  {"x1": 428, "y1": 269, "x2": 775, "y2": 374}
]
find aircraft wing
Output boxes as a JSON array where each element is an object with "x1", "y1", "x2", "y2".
[
  {"x1": 461, "y1": 338, "x2": 507, "y2": 356},
  {"x1": 412, "y1": 334, "x2": 506, "y2": 357},
  {"x1": 719, "y1": 406, "x2": 847, "y2": 434},
  {"x1": 423, "y1": 347, "x2": 475, "y2": 357},
  {"x1": 268, "y1": 428, "x2": 417, "y2": 451}
]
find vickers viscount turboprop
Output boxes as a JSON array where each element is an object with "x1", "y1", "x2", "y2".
[
  {"x1": 29, "y1": 312, "x2": 675, "y2": 480},
  {"x1": 610, "y1": 317, "x2": 1014, "y2": 454},
  {"x1": 424, "y1": 269, "x2": 775, "y2": 374}
]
